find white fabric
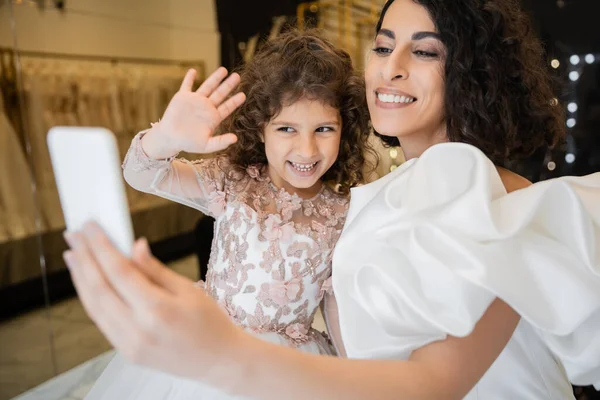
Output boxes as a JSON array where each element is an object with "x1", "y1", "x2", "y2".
[
  {"x1": 332, "y1": 142, "x2": 600, "y2": 399},
  {"x1": 85, "y1": 330, "x2": 329, "y2": 400}
]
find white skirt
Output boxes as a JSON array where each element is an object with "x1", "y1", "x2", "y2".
[{"x1": 85, "y1": 329, "x2": 333, "y2": 400}]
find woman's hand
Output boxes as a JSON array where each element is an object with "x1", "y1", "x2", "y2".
[
  {"x1": 62, "y1": 223, "x2": 518, "y2": 400},
  {"x1": 63, "y1": 223, "x2": 244, "y2": 382}
]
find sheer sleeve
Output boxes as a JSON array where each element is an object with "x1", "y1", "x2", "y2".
[{"x1": 122, "y1": 130, "x2": 229, "y2": 218}]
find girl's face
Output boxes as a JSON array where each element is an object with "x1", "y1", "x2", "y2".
[
  {"x1": 263, "y1": 98, "x2": 342, "y2": 198},
  {"x1": 365, "y1": 0, "x2": 447, "y2": 143}
]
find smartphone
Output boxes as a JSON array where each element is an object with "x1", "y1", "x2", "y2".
[{"x1": 47, "y1": 126, "x2": 135, "y2": 256}]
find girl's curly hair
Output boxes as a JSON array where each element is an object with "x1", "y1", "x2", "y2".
[
  {"x1": 375, "y1": 0, "x2": 565, "y2": 165},
  {"x1": 222, "y1": 29, "x2": 375, "y2": 193}
]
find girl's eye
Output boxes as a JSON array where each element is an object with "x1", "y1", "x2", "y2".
[
  {"x1": 316, "y1": 126, "x2": 334, "y2": 133},
  {"x1": 277, "y1": 127, "x2": 294, "y2": 133}
]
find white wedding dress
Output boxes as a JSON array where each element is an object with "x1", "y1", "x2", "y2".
[{"x1": 330, "y1": 142, "x2": 600, "y2": 399}]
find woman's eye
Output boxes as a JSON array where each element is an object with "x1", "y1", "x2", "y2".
[
  {"x1": 372, "y1": 47, "x2": 392, "y2": 55},
  {"x1": 414, "y1": 50, "x2": 438, "y2": 58}
]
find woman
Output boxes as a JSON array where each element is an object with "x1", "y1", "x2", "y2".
[{"x1": 64, "y1": 0, "x2": 600, "y2": 398}]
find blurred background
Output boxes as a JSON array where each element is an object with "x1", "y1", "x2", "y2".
[{"x1": 0, "y1": 1, "x2": 598, "y2": 399}]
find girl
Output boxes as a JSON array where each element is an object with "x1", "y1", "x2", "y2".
[{"x1": 82, "y1": 30, "x2": 373, "y2": 399}]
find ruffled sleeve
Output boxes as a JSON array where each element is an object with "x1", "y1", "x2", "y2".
[
  {"x1": 122, "y1": 130, "x2": 231, "y2": 218},
  {"x1": 332, "y1": 142, "x2": 600, "y2": 388}
]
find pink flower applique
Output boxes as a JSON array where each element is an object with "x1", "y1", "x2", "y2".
[
  {"x1": 247, "y1": 303, "x2": 270, "y2": 328},
  {"x1": 285, "y1": 323, "x2": 309, "y2": 342},
  {"x1": 267, "y1": 278, "x2": 302, "y2": 307},
  {"x1": 263, "y1": 214, "x2": 295, "y2": 242},
  {"x1": 207, "y1": 190, "x2": 227, "y2": 216},
  {"x1": 224, "y1": 302, "x2": 244, "y2": 321},
  {"x1": 279, "y1": 193, "x2": 303, "y2": 221}
]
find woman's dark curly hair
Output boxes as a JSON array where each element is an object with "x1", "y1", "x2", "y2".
[
  {"x1": 375, "y1": 0, "x2": 565, "y2": 165},
  {"x1": 222, "y1": 29, "x2": 375, "y2": 193}
]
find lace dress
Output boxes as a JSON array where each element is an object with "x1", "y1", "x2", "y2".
[{"x1": 85, "y1": 131, "x2": 348, "y2": 400}]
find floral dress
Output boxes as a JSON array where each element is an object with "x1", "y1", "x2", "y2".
[{"x1": 84, "y1": 130, "x2": 348, "y2": 400}]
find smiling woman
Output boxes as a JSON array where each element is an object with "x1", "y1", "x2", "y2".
[
  {"x1": 371, "y1": 0, "x2": 564, "y2": 167},
  {"x1": 366, "y1": 1, "x2": 448, "y2": 160}
]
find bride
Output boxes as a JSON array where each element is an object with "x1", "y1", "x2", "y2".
[{"x1": 64, "y1": 0, "x2": 600, "y2": 398}]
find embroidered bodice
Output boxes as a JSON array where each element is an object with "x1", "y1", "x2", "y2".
[{"x1": 123, "y1": 131, "x2": 348, "y2": 346}]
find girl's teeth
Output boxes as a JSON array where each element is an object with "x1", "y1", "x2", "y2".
[
  {"x1": 291, "y1": 162, "x2": 317, "y2": 172},
  {"x1": 377, "y1": 93, "x2": 415, "y2": 103}
]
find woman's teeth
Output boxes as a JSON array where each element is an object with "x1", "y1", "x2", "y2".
[
  {"x1": 290, "y1": 161, "x2": 317, "y2": 172},
  {"x1": 377, "y1": 93, "x2": 416, "y2": 103}
]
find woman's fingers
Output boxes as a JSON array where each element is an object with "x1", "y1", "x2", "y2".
[
  {"x1": 78, "y1": 223, "x2": 170, "y2": 311},
  {"x1": 62, "y1": 245, "x2": 136, "y2": 348},
  {"x1": 131, "y1": 238, "x2": 194, "y2": 295}
]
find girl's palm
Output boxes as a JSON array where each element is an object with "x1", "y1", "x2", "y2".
[{"x1": 157, "y1": 68, "x2": 246, "y2": 154}]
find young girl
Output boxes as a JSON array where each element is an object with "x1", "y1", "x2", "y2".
[{"x1": 84, "y1": 30, "x2": 373, "y2": 399}]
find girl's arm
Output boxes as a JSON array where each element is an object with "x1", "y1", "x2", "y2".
[
  {"x1": 122, "y1": 128, "x2": 227, "y2": 216},
  {"x1": 122, "y1": 67, "x2": 245, "y2": 215}
]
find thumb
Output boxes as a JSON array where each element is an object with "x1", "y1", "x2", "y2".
[
  {"x1": 203, "y1": 133, "x2": 238, "y2": 153},
  {"x1": 131, "y1": 237, "x2": 151, "y2": 265}
]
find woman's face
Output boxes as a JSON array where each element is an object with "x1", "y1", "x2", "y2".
[{"x1": 365, "y1": 0, "x2": 447, "y2": 142}]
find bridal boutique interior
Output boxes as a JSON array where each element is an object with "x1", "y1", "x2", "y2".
[
  {"x1": 0, "y1": 0, "x2": 599, "y2": 399},
  {"x1": 0, "y1": 1, "x2": 217, "y2": 398}
]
